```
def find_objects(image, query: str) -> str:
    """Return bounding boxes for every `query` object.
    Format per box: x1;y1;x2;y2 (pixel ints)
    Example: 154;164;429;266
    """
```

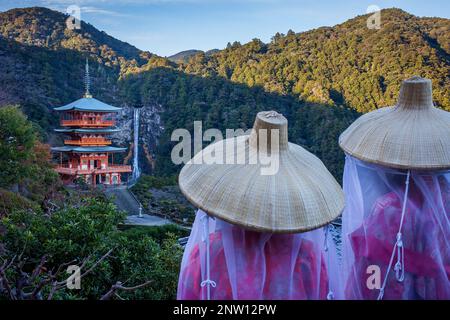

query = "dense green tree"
0;106;59;208
0;106;37;187
0;197;184;300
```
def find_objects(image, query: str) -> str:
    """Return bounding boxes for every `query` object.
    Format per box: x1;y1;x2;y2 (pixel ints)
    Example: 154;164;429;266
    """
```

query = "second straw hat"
339;76;450;170
179;111;344;233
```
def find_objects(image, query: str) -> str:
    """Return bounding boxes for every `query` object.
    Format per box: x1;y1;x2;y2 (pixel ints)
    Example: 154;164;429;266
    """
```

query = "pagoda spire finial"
84;58;92;98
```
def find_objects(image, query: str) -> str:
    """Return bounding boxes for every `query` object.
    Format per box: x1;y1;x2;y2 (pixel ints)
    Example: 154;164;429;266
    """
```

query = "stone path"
126;214;171;226
104;185;170;227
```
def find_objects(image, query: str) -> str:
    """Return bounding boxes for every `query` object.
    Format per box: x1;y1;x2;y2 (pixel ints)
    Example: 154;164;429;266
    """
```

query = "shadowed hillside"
119;67;359;180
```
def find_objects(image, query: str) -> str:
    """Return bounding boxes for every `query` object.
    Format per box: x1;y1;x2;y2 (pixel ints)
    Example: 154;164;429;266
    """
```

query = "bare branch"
0;261;15;300
29;255;47;283
100;280;153;300
53;248;114;289
1;248;116;300
79;248;114;279
4;254;17;271
53;259;77;277
47;281;58;300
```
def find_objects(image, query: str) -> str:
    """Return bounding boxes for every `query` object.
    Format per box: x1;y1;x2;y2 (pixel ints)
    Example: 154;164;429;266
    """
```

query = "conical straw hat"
179;111;344;233
340;76;450;170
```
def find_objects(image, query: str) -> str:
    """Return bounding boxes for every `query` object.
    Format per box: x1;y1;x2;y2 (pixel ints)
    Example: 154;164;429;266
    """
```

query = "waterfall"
131;108;141;181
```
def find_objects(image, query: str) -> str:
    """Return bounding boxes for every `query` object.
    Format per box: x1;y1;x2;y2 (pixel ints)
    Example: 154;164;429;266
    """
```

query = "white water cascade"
131;108;141;181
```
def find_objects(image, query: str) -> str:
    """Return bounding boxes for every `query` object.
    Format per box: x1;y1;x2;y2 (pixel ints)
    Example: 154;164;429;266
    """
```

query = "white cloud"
80;6;129;17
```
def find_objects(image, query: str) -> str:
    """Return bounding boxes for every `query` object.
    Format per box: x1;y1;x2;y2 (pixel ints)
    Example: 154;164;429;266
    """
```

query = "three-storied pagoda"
52;60;132;186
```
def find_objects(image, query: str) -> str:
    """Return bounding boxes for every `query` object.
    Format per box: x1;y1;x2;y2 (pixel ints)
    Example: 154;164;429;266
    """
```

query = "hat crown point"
397;76;433;110
252;110;289;151
262;111;282;118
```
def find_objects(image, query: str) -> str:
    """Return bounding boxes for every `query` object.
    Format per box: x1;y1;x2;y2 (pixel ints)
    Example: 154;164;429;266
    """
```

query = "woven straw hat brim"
339;106;450;170
179;136;344;233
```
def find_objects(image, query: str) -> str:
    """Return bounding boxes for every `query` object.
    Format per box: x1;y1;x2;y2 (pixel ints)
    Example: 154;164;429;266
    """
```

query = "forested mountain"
168;49;220;63
0;7;448;180
0;7;142;134
118;8;449;178
178;8;449;112
0;7;173;133
0;7;150;66
168;50;203;63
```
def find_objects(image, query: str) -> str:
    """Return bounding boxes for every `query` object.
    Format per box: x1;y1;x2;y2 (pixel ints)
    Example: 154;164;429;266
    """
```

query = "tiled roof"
54;128;120;133
54;97;121;112
51;146;127;153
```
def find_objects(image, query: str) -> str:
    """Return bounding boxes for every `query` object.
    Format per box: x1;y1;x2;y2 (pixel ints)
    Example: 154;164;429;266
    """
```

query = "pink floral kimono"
177;210;334;300
338;156;450;300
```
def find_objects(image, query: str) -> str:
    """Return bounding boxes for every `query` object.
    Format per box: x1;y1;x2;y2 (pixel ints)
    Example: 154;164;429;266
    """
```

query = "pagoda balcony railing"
55;165;131;175
96;165;132;174
55;165;93;175
61;120;115;127
64;138;112;146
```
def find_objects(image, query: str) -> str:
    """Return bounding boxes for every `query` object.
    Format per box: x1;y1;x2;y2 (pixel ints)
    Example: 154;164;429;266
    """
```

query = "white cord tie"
324;225;334;300
201;214;215;300
377;170;410;300
378;288;384;300
394;233;405;282
201;279;217;288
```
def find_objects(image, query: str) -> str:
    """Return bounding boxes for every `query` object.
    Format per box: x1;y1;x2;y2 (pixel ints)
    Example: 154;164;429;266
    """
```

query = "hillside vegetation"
0;7;448;179
178;9;449;112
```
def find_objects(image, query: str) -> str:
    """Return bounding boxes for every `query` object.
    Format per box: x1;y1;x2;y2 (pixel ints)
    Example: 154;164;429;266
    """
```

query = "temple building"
51;60;131;186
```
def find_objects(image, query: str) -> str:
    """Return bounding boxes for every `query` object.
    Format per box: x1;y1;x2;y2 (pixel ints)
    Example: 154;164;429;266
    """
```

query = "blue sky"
1;0;449;56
